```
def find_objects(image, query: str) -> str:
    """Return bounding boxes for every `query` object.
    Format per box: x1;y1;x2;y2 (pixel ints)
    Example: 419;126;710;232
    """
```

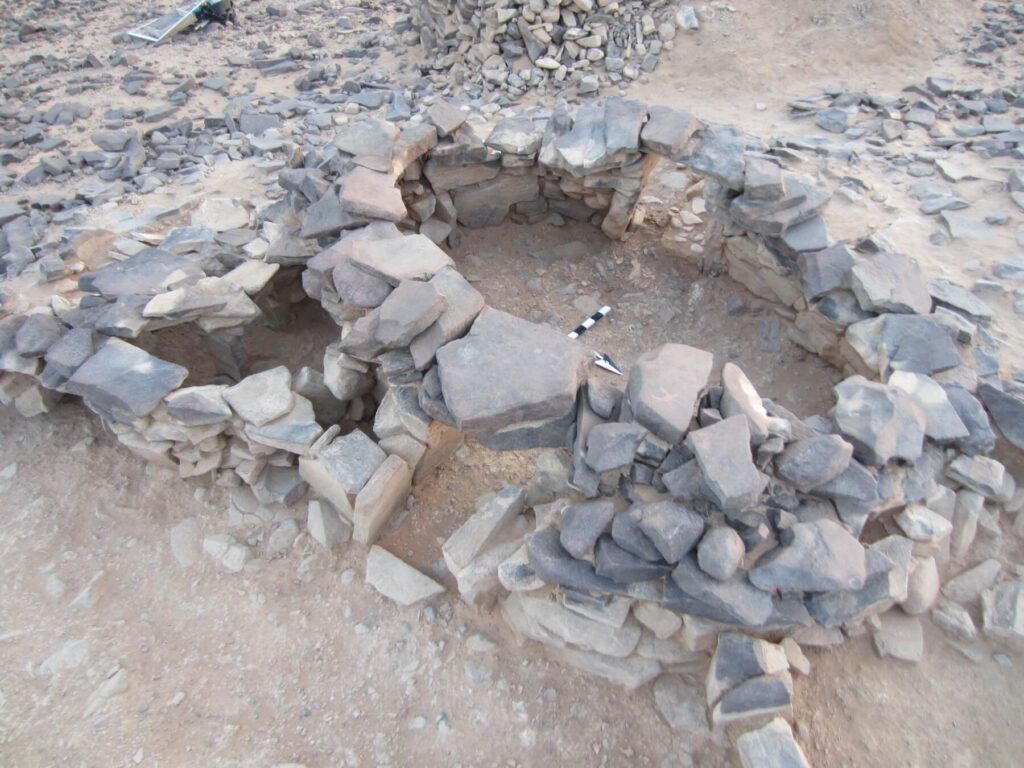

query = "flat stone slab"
687;415;766;514
850;252;932;314
298;429;387;517
223;366;294;426
666;555;774;627
64;339;187;418
749;519;867;593
79;248;205;297
365;546;444;606
977;382;1024;451
436;307;590;443
626;343;714;444
736;718;812;768
349;233;454;286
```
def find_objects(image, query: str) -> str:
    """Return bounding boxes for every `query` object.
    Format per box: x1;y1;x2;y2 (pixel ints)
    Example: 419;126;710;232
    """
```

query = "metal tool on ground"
127;0;234;43
567;305;623;375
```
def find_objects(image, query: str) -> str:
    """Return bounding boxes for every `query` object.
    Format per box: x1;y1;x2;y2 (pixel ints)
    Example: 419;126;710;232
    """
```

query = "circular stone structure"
0;96;1021;755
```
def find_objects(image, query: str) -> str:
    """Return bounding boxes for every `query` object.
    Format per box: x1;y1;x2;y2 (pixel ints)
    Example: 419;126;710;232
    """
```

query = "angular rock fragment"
595;536;672;583
409;267;484;370
526;527;621;593
625;343;714;444
706;632;789;706
637;501;705;563
712;672;794;727
750;519;866;593
687;416;766;514
436;308;589;447
894;504;953;544
443;485;524;574
720;362;771;444
736;717;811;768
585;421;646;473
164;385;231;426
845;314;961;378
697;525;745;581
872;610;923;662
776;434;853;492
453;173;540;228
559;499;616;559
349;233;454;285
375;280;446;348
223;366;293;426
888;371;968;443
832;376;926;466
365;546;444;606
611;506;664;561
338;167;406;222
850;252;932;314
977;382;1024;451
298;429;386;518
945;454;1005;499
64;339;188;419
352;454;411;545
982;581;1024;645
666;556;774;627
307;499;351;548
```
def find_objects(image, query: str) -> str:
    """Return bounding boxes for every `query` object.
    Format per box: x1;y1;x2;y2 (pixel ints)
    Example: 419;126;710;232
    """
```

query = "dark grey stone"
686;125;756;190
805;546;902;628
929;278;993;323
626;343;714;444
14;313;63;357
687;415;766;514
798;243;855;301
775;434;853;492
832;376;926;466
640;105;698;156
79;248;205;298
978;381;1024;450
850;252;932;315
749;519;867;593
526;527;622;593
165;385;232;425
585;421;646;473
375;280;446;348
637;500;705;563
436;307;589;445
696;525;746;581
611;506;663;562
559;499;616;559
665;555;774;627
730;179;830;237
604;97;648;155
64;339;188;419
595;536;672;583
40;327;94;384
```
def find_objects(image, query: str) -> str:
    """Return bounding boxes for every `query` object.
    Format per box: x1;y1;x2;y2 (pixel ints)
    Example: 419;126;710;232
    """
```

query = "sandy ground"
3;1;1024;766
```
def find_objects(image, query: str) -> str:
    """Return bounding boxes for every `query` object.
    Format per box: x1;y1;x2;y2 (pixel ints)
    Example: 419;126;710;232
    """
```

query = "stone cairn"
411;0;699;97
2;96;1023;758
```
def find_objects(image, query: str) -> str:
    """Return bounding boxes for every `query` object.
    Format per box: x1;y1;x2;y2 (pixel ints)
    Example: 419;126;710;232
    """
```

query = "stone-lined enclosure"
2;96;1024;741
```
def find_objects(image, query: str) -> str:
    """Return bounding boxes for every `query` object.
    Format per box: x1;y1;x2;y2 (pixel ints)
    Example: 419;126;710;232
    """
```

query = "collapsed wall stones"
2;96;1024;733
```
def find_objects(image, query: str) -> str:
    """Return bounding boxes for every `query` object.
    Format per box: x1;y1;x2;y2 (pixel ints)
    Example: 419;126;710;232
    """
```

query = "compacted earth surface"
2;1;1024;766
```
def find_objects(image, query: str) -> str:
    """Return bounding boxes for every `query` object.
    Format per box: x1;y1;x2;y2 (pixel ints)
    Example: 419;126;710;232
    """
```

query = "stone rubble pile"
411;0;699;97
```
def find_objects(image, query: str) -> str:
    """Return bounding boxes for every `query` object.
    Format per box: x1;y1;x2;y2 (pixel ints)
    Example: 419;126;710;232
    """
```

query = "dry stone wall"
2;97;1024;730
